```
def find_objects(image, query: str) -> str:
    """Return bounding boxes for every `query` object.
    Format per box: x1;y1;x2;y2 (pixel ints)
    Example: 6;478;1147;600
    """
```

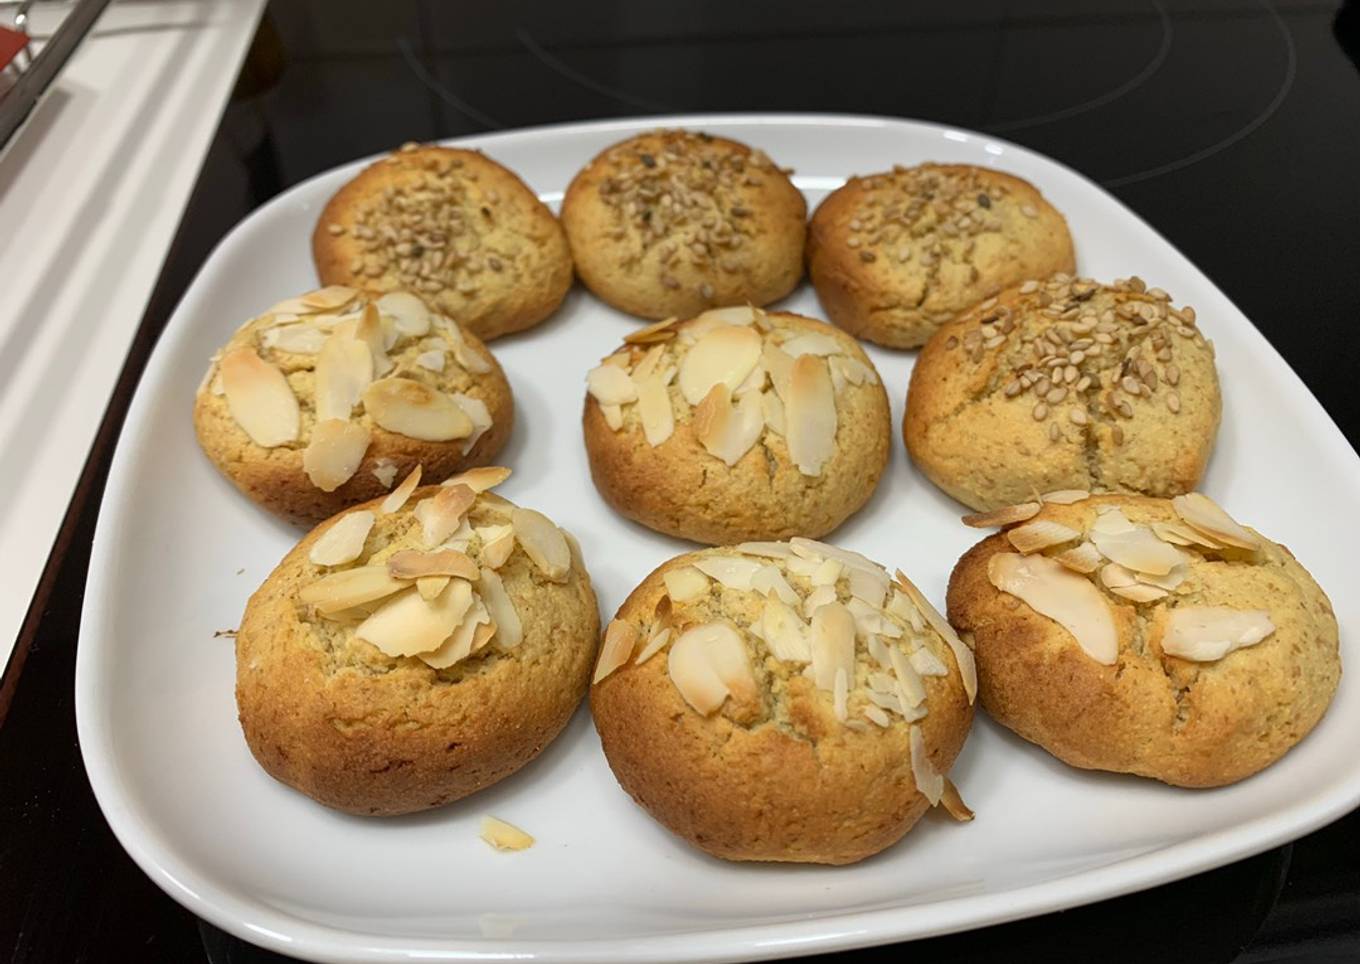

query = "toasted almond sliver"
1054;541;1104;574
476;524;516;569
1172;493;1259;550
988;552;1118;664
810;558;843;587
636;374;675;447
1007;519;1082;554
300;565;409;615
417;593;488;668
1099;562;1138;589
734;541;793;559
785;354;838;477
511;507;571;582
1162;606;1275;661
417;575;451;601
624;316;682;344
910;646;949;677
1090;516;1187;576
696;305;758;327
759;389;787;436
677;325;762;405
376;291;431;337
961;502;1041;528
302;419;371;492
356;580;474;657
480;816;533;852
302;285;360;311
779;331;843;358
314;333;373;423
809;602;856;692
667;624;734;715
751;564;800;605
940;778;975;821
894;570;978;703
355;303;394;377
442;466;511;493
387;548;479;580
1041;489;1091;505
1152;520;1222;548
848;566;889;609
634;627;672;665
586;363;638;406
594;619;639;683
700;621;758;702
693;384;764;466
472;619;497;651
219;348;300;447
263;323;329;355
1137;564;1187;592
415;350;445;372
910;724;944;806
662;565;710;603
414;484;476;547
473;568;522;649
1109;583;1168;603
380;465;423;514
762;343;795;401
761;597;811;662
309;510;375;566
692;555;763;590
363;377;473;441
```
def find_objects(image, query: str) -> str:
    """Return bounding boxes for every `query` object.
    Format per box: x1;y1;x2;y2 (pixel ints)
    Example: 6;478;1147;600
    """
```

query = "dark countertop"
3;1;1359;961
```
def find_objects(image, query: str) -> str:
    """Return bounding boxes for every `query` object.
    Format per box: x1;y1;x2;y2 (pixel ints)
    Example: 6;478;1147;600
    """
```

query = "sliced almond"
480;816;533;852
830;354;876;387
302;419;371;491
785;354;837;476
301;285;360;311
1041;489;1091;505
476;568;522;648
695;305;757;327
663;565;710;603
910;646;949;677
890;642;927;710
635;626;672;665
441;518;475;552
354;580;473;657
511;507;571;582
1172;493;1259;550
314;334;373;423
1109;583;1168;603
633;374;675;447
1137;565;1187;592
809;602;856;691
300;565;408;615
380;465;423;515
961;502;1041;528
692;555;763;591
802;584;837;619
1162;606;1275;661
832;666;849;722
308;510;375;566
1099;562;1137;589
476;523;516;569
677;325;762;405
600;404;624;430
910;724;944;806
624;316;682;344
415;350;445;373
809;558;843;587
220;348;299;447
693;384;764;466
376;291;431;337
586;363;638;406
893;570;978;703
355;303;393;377
371;458;398;489
472;619;498;652
414;484;476;547
1054;541;1103;574
1152;520;1222;549
864;705;892;728
1007;519;1081;554
1089;512;1187;575
443;465;511;493
762;343;795;401
987;552;1118;665
759;389;787;436
263;323;329;355
387;548;479;581
594;619;639;683
363;377;473;441
417;576;451;601
734;541;794;559
418;594;489;668
848;566;889;609
940;778;974;821
668;622;752;715
761;597;812;662
779;331;843;358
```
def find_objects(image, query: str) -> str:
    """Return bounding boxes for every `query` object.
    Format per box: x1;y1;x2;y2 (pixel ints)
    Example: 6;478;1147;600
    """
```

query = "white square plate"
76;115;1359;963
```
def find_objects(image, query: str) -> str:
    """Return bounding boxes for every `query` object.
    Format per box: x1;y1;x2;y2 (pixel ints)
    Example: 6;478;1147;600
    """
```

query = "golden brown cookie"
194;286;513;526
561;130;806;319
582;306;891;544
236;473;600;816
905;275;1220;511
591;539;977;864
808;163;1074;348
312;144;572;341
947;492;1340;788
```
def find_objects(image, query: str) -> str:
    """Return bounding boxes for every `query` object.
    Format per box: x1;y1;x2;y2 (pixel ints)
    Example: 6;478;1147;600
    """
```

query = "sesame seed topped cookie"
809;163;1074;348
591;539;976;864
905;274;1220;511
582;305;891;544
194;285;513;525
312;144;573;341
561;130;807;320
947;492;1339;787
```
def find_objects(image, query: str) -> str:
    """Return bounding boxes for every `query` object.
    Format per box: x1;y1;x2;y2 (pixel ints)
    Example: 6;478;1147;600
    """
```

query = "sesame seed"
1020;280;1040;294
1166;392;1181;413
1046;387;1067;404
1021;204;1038;218
1069;408;1089;425
1032;402;1049;421
1005;380;1023;397
847;237;862;249
1112;425;1125;445
1165;363;1180;385
1049;422;1062;441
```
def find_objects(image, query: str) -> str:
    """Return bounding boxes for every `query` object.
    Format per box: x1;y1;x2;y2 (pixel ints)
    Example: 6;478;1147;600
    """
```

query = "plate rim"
75;111;1360;964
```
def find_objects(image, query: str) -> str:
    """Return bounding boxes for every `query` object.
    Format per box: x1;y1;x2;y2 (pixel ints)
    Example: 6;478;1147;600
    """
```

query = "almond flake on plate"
940;778;974;821
219;348;300;447
308;510;375;566
303;419;371;491
988;552;1118;665
480;816;534;852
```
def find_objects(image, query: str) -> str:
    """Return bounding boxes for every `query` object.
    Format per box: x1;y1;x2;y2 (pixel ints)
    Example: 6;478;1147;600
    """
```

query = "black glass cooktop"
3;1;1359;961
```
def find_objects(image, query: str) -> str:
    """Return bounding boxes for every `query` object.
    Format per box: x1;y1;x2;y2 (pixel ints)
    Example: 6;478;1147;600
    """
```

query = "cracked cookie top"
947;492;1340;788
581;306;891;544
905;274;1220;511
808;163;1074;348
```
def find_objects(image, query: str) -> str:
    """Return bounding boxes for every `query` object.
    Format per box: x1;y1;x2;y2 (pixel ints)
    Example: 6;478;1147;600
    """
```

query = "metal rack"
1;0;112;148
